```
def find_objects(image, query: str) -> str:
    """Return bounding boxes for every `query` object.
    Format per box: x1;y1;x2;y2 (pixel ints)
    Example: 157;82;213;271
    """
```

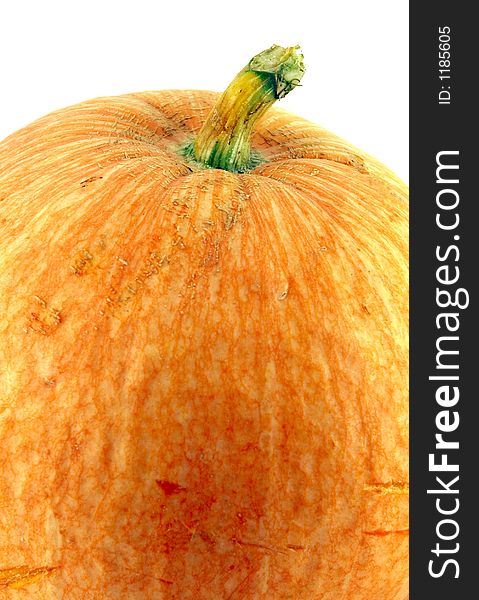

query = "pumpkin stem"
191;45;305;173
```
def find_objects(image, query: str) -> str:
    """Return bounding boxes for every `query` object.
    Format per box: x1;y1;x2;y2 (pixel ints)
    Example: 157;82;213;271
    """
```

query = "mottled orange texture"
0;90;408;599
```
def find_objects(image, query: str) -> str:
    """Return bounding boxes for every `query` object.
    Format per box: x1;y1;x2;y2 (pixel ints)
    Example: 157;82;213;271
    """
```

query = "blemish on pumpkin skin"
103;251;170;311
363;481;409;495
198;530;217;547
70;249;94;276
0;565;58;589
33;295;47;308
286;149;368;173
80;175;103;188
27;297;63;336
363;529;409;537
215;199;243;231
155;479;187;495
231;537;288;556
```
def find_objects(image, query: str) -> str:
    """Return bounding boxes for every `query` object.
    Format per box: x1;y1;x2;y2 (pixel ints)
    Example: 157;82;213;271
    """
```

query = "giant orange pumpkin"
0;46;408;598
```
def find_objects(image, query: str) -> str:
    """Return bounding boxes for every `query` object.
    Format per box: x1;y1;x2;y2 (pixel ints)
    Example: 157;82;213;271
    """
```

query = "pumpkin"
0;45;408;599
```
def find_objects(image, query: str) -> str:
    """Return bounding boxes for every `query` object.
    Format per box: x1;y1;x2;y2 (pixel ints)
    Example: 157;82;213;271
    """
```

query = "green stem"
192;45;305;173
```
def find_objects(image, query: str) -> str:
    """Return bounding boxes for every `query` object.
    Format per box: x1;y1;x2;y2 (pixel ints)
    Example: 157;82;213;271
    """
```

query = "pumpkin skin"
0;90;408;599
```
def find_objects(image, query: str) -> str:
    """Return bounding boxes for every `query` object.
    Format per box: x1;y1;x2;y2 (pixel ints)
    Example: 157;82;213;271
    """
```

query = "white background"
0;0;408;182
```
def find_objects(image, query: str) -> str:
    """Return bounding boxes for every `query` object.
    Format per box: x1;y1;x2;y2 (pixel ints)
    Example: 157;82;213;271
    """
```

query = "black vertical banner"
410;4;477;599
